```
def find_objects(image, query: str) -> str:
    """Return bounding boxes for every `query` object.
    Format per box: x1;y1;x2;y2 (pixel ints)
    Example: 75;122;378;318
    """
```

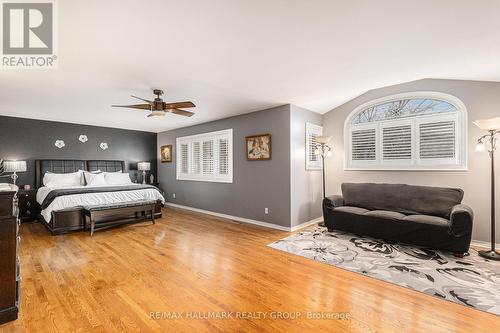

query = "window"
306;123;323;170
345;92;467;170
176;129;233;183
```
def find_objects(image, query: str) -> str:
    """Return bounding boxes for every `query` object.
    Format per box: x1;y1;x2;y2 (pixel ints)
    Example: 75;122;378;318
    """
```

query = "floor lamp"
314;136;332;227
474;117;500;261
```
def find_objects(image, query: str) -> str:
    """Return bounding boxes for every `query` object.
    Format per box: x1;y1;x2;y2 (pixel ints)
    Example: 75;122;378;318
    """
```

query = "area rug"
268;226;500;316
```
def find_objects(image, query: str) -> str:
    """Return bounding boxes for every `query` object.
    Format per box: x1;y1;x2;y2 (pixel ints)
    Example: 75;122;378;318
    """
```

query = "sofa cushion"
334;206;369;215
403;214;449;227
364;210;406;220
342;183;463;218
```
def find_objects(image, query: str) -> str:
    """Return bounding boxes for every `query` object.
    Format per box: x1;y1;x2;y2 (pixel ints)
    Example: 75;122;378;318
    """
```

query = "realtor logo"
1;1;57;68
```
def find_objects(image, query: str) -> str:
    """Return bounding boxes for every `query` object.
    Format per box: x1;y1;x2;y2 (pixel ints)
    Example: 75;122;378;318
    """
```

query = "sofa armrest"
323;195;344;210
450;204;473;237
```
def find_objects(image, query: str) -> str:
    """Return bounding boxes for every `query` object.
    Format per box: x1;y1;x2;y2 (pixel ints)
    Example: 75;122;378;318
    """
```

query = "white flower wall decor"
54;140;65;148
100;142;109;150
79;135;88;143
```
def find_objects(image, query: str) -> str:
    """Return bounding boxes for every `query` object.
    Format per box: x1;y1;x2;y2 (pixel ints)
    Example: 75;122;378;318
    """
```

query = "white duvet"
37;184;165;222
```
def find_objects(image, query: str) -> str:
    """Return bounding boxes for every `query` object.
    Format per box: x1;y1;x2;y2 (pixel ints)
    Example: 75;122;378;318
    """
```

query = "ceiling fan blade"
169;108;195;117
112;103;152;110
163;101;196;109
131;95;153;103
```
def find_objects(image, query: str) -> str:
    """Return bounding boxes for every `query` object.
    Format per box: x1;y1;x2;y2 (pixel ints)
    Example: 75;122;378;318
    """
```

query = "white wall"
290;105;323;227
323;79;500;242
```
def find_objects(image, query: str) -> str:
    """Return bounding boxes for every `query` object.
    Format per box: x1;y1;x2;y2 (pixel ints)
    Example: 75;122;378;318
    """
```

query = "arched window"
344;92;467;170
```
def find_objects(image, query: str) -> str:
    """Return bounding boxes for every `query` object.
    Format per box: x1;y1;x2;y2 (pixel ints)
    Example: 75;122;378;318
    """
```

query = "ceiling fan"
112;89;195;117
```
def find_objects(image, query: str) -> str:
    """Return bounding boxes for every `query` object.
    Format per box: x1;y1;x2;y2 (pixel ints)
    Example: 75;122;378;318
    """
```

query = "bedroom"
0;1;499;332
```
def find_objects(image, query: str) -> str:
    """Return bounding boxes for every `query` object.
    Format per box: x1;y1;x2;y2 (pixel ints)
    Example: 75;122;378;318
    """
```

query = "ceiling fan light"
148;111;166;117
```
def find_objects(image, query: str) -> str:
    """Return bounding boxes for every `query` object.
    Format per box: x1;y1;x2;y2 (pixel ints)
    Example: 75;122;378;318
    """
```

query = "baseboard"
290;217;323;232
163;204;500;247
165;202;292;231
470;239;500;249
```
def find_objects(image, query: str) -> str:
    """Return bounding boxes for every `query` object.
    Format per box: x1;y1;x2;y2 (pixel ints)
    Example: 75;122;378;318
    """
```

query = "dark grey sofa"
322;183;473;254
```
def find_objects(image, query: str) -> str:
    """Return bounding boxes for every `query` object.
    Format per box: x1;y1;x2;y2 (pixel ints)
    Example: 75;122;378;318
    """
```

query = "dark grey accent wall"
0;116;157;187
157;105;291;227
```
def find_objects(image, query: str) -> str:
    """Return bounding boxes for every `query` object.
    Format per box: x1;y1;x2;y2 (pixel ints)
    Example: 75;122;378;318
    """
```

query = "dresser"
0;185;20;324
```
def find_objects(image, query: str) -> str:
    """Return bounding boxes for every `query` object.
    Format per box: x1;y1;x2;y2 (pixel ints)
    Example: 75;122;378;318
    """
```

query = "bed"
35;159;165;234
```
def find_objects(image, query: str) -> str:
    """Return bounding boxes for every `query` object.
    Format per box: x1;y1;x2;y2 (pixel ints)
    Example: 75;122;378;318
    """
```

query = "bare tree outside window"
352;98;457;124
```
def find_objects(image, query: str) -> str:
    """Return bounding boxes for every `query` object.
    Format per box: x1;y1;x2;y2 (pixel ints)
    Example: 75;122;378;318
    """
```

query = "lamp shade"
475;142;486;152
137;162;151;171
315;136;332;144
4;160;27;172
473;117;500;131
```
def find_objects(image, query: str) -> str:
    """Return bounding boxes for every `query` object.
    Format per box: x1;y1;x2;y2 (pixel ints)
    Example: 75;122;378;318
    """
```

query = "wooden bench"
83;200;157;236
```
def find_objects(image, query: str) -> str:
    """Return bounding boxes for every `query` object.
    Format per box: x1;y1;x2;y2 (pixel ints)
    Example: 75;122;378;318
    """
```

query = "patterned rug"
268;226;500;316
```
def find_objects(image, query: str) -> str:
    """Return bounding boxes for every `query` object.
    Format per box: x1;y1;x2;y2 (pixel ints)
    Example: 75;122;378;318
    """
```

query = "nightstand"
17;189;40;222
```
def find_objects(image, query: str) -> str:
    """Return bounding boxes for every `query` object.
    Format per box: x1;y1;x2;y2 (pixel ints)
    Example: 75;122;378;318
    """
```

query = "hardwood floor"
1;207;498;333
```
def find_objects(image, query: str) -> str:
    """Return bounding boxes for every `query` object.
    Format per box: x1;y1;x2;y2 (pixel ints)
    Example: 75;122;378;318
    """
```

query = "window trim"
306;122;323;170
176;128;233;183
344;91;468;171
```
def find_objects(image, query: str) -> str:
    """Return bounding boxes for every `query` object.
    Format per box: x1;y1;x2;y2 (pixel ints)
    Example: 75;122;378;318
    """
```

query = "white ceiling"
1;0;500;133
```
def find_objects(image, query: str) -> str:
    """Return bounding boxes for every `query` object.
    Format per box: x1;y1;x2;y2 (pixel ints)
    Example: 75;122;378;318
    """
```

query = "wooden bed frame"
35;159;162;235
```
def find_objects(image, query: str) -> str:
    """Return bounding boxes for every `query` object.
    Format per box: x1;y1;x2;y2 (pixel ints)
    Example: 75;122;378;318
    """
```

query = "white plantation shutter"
382;125;412;160
202;140;214;175
419;121;455;159
176;129;233;182
191;141;201;174
349;118;461;168
308;134;318;162
306;123;323;170
219;139;229;175
180;144;189;173
346;93;466;170
351;128;376;161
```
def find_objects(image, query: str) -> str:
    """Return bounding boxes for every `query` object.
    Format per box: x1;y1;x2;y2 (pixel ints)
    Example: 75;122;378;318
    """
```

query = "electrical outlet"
172;193;176;199
265;208;269;214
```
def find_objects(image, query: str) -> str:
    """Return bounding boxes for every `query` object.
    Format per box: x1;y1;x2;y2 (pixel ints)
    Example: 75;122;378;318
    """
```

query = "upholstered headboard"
86;160;124;173
35;159;86;188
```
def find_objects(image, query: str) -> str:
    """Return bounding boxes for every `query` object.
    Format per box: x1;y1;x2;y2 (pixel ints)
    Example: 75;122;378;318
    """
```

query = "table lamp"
3;160;27;186
138;162;151;184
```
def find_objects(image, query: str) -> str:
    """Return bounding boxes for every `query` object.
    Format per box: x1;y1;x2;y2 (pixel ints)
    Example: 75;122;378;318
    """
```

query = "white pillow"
84;172;106;186
103;170;122;174
79;169;100;185
43;171;82;188
82;170;101;184
104;172;132;185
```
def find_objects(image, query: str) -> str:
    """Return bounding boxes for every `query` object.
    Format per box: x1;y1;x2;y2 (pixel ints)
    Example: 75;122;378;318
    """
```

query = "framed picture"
160;144;173;163
245;134;271;161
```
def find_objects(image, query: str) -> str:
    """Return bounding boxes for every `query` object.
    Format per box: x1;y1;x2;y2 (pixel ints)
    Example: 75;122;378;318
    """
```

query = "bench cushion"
83;200;157;211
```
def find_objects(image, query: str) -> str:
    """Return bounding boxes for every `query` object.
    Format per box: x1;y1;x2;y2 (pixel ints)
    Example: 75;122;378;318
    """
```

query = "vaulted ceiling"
1;0;499;132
